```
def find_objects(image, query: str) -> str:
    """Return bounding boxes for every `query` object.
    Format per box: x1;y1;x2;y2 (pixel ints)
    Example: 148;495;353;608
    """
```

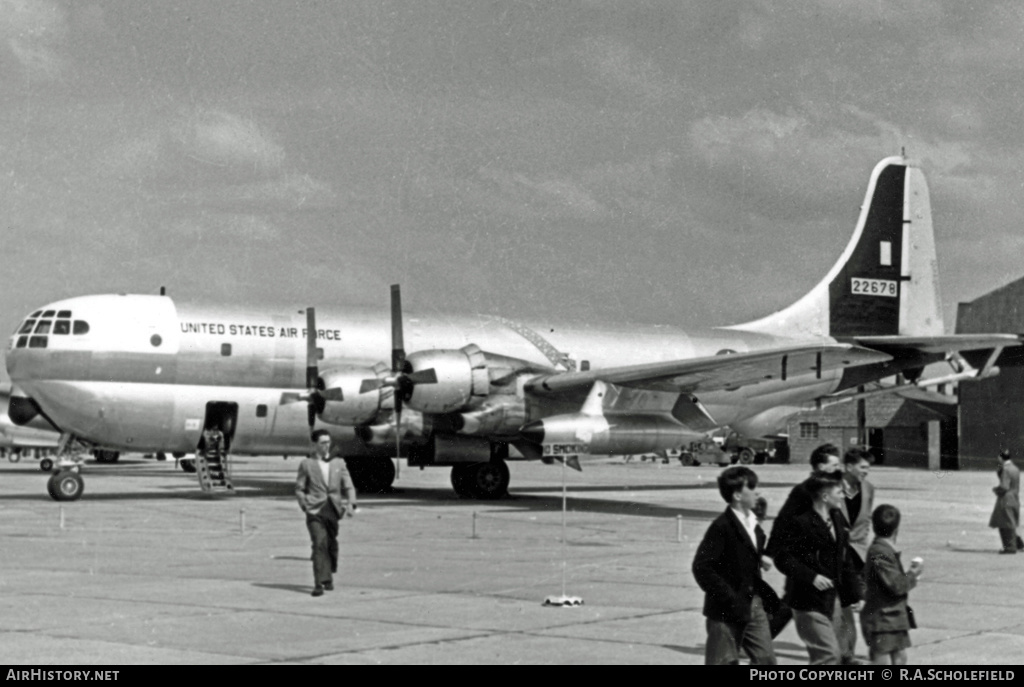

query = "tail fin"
733;156;944;339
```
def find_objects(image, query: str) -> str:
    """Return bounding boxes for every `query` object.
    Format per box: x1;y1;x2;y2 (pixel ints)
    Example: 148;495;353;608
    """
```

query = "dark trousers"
306;503;340;586
998;528;1024;551
705;595;777;665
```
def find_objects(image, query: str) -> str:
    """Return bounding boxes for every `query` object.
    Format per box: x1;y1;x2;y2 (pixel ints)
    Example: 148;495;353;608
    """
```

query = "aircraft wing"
852;334;1023;355
525;343;892;396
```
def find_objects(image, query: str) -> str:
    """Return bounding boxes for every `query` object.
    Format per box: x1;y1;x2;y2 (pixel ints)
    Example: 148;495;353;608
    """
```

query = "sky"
3;1;1024;354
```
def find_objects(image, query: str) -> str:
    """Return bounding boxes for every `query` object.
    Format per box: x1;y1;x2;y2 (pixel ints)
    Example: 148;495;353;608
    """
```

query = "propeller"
280;307;334;430
359;285;438;468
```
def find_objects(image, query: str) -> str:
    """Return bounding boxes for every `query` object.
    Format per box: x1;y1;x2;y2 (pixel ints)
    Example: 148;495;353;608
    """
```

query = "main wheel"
179;458;197;473
39;458;54;472
450;464;473;497
93;450;120;463
343;456;397;494
47;471;84;501
463;461;510;500
737;448;755;465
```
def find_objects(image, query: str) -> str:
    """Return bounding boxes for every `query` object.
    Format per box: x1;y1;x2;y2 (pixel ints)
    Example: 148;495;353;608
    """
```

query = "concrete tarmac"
0;454;1022;665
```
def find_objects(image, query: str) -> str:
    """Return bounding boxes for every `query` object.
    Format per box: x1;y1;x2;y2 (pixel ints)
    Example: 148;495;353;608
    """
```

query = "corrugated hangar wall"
956;276;1024;470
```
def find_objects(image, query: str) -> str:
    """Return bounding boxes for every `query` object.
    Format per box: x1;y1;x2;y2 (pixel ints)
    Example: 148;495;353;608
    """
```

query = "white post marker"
543;454;583;607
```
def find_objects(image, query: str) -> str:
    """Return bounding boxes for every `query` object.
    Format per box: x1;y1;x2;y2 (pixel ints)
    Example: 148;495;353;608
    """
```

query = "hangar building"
956;276;1024;470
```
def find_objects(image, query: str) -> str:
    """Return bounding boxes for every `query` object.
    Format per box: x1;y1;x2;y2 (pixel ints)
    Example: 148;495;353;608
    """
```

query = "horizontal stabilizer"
525;344;891;396
853;334;1022;355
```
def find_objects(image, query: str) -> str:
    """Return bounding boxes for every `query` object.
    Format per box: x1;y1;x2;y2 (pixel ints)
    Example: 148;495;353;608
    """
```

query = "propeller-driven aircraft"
6;156;1019;501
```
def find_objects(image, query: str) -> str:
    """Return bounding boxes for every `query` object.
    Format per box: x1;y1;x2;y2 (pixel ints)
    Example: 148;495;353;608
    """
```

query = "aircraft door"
202;402;238;453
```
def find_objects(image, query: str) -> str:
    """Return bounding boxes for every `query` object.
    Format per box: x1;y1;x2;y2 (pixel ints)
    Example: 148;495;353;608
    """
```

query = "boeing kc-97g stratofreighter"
6;156;1020;501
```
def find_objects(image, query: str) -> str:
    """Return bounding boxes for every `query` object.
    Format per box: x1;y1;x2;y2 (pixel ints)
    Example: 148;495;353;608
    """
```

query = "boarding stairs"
195;431;234;494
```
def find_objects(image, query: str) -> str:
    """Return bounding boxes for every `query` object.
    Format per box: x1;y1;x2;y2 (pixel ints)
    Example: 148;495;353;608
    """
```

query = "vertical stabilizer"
731;156;944;339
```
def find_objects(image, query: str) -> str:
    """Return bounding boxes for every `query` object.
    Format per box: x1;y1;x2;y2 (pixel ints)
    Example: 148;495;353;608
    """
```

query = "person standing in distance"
692;466;777;665
836;447;875;664
990;449;1023;554
295;429;358;596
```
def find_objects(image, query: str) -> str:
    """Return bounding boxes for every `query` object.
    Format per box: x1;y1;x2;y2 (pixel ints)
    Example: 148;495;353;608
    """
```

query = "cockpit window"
34;321;52;334
42;310;55;318
53;320;71;335
57;310;71;318
28;336;47;348
16;336;27;348
30;311;41;317
73;320;90;335
18;320;35;334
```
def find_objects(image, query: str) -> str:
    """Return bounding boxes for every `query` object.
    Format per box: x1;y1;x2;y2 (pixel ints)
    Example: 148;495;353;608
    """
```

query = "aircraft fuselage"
6;294;843;456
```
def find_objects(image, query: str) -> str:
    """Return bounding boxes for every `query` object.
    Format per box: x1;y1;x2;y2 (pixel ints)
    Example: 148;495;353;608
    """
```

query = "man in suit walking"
296;429;358;596
692;466;777;665
990;449;1023;554
836;447;875;663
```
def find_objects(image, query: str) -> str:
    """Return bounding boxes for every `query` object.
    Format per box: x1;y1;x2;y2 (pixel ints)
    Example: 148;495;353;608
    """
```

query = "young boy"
774;472;861;665
692;466;777;665
860;505;923;665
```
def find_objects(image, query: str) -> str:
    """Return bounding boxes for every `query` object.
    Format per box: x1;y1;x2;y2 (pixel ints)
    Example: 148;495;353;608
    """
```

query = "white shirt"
318;458;331;485
729;505;759;549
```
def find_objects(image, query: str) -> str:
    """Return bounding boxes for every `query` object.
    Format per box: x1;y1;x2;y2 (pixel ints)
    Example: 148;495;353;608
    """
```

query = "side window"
221;343;232;356
73;321;90;335
256;404;268;418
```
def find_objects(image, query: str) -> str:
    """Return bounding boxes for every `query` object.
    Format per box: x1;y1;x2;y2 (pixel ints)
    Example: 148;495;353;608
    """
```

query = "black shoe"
311;586;324;597
322;582;334;591
999;548;1017;555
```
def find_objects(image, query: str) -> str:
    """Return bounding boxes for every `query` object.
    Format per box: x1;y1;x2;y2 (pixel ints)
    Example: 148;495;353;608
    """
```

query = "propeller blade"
305;307;318;390
280;392;302;404
394;393;403;464
390;284;405;373
322;387;344;402
405;368;438;385
359;378;384;394
307;402;317;430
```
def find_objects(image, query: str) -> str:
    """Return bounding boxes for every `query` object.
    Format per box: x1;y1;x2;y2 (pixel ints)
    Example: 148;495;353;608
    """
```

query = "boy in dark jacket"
861;504;923;665
692;466;777;665
775;472;861;665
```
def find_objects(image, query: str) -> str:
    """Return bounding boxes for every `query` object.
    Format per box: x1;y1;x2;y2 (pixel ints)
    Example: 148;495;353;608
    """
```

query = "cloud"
567;34;680;103
0;0;68;80
686;105;971;217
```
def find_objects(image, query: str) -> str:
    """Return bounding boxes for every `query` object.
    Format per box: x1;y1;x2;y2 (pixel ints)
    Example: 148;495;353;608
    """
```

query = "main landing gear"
344;456;397;494
450;460;510;500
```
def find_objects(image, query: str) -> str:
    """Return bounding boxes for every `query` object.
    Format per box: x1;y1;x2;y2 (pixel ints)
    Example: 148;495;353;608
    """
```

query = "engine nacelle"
404;344;489;414
355;409;428;446
519;413;704;455
317;365;384;426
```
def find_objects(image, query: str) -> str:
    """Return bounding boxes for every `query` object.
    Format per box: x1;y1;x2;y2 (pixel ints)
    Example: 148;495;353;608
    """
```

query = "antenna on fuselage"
160;286;166;296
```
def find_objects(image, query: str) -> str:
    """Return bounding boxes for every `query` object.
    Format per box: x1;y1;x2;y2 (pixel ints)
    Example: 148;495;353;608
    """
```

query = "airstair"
195;430;234;494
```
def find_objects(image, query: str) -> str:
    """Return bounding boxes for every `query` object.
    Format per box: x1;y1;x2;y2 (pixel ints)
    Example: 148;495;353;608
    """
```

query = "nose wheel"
47;470;84;501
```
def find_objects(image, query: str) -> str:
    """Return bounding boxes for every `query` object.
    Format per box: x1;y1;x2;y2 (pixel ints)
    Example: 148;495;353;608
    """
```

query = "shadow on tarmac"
252;582;316;596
